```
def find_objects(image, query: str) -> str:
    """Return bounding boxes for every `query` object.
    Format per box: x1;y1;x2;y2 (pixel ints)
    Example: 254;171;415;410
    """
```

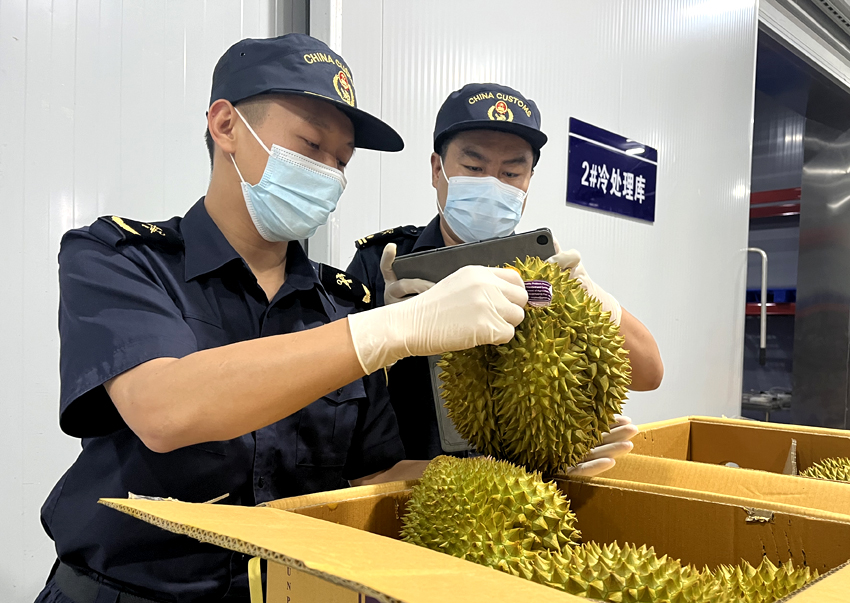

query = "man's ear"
430;152;442;190
208;99;239;157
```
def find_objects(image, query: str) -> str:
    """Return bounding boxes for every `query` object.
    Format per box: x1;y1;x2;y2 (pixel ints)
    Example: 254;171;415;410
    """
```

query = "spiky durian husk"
400;456;581;572
710;558;818;603
549;545;816;603
437;346;498;454
800;457;850;482
439;257;631;473
402;457;817;603
546;542;733;603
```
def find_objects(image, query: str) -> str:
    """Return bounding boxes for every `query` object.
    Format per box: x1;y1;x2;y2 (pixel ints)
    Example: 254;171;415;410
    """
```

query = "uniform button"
337;388;344;395
257;477;265;488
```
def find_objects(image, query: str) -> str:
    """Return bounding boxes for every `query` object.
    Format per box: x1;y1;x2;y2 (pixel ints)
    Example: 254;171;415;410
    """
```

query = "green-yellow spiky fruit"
402;457;817;602
400;456;581;573
710;558;818;603
439;257;631;473
800;457;850;482
548;542;732;602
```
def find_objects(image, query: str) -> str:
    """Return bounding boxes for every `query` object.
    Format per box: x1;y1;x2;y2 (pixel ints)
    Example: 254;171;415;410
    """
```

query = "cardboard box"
632;415;850;475
102;483;577;603
102;474;850;602
595;453;850;516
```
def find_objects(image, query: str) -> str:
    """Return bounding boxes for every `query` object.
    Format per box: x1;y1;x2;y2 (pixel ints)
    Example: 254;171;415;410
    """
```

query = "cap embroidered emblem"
333;71;355;106
487;100;513;122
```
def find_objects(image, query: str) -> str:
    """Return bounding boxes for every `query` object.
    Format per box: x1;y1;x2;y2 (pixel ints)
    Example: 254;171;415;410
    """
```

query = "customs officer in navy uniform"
36;37;531;603
347;83;664;467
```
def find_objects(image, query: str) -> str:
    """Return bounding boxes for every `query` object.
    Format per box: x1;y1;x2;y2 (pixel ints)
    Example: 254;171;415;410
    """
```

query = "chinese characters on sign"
566;118;657;222
580;163;646;203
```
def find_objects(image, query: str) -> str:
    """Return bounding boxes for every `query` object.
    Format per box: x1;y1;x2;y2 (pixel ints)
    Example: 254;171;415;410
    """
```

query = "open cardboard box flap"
595;454;850;516
99;495;578;603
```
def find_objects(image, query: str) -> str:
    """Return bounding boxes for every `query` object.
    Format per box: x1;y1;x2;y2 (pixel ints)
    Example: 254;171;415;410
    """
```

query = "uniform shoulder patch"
93;215;183;251
355;225;422;249
319;264;373;310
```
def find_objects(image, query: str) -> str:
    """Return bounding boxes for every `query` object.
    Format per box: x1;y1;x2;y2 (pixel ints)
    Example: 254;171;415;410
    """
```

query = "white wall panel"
332;0;758;424
0;2;273;601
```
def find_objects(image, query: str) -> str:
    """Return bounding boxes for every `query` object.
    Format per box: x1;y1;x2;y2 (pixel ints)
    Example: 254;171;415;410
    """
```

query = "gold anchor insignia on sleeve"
362;284;371;305
336;273;353;289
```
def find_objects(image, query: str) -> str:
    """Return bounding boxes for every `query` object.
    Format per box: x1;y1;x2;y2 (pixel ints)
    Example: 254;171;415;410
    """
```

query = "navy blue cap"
210;34;403;152
433;83;547;153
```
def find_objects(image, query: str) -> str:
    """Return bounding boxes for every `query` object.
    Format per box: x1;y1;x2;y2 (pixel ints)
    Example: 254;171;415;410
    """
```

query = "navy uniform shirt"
346;216;453;460
42;198;405;602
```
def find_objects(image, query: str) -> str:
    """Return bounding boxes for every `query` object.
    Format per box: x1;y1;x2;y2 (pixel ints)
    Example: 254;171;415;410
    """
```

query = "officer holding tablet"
347;83;663;470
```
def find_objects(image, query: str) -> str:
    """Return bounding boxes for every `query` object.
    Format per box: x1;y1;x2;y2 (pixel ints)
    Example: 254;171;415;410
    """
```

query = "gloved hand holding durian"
440;255;632;475
377;234;639;476
566;414;638;477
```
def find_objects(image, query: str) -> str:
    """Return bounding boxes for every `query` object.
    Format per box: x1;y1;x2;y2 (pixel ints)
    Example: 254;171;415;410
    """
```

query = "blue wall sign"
566;118;657;223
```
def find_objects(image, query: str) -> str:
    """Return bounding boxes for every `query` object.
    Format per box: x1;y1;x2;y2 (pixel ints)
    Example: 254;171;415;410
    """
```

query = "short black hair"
205;97;273;169
437;130;540;168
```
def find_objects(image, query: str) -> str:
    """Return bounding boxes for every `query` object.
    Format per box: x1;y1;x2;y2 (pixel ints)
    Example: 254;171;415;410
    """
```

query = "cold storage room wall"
0;2;276;601
313;0;760;425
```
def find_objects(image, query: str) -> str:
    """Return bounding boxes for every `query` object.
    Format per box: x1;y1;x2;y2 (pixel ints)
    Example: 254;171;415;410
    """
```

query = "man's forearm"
106;318;366;452
618;309;664;391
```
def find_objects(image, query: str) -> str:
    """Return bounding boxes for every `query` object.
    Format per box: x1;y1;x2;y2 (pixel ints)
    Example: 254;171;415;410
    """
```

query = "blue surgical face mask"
230;108;347;242
438;158;526;243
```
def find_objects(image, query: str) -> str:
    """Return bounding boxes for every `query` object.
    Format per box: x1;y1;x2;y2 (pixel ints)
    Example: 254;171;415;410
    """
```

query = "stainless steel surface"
792;120;850;428
750;90;806;193
747;247;769;363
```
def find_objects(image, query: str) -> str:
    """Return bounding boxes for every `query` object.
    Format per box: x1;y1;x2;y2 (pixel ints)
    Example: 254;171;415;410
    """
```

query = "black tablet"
392;228;556;282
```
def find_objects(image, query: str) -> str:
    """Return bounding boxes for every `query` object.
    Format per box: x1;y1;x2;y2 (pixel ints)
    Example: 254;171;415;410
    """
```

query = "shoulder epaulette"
355;225;422;249
318;264;373;310
92;215;183;251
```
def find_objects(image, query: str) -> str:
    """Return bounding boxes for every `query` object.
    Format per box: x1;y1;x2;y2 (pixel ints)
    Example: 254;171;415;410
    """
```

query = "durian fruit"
400;455;581;572
439;257;631;473
403;457;818;603
710;558;818;603
540;541;732;603
800;457;850;482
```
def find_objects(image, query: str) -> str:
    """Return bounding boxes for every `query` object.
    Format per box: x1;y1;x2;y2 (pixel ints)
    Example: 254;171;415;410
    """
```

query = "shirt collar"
282;238;322;293
181;199;333;311
182;198;243;282
412;215;446;252
283;241;339;316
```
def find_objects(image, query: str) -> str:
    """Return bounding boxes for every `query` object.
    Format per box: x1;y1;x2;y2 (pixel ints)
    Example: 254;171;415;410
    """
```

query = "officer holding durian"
36;37;525;603
347;83;664;471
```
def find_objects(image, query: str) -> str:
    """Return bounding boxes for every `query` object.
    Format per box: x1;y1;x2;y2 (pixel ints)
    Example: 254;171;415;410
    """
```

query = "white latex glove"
565;415;638;477
348;265;528;374
380;243;435;305
546;239;622;326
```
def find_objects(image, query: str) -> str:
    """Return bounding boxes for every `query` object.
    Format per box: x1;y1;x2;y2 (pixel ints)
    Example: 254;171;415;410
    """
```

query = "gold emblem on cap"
487;100;513;122
333;70;355;107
